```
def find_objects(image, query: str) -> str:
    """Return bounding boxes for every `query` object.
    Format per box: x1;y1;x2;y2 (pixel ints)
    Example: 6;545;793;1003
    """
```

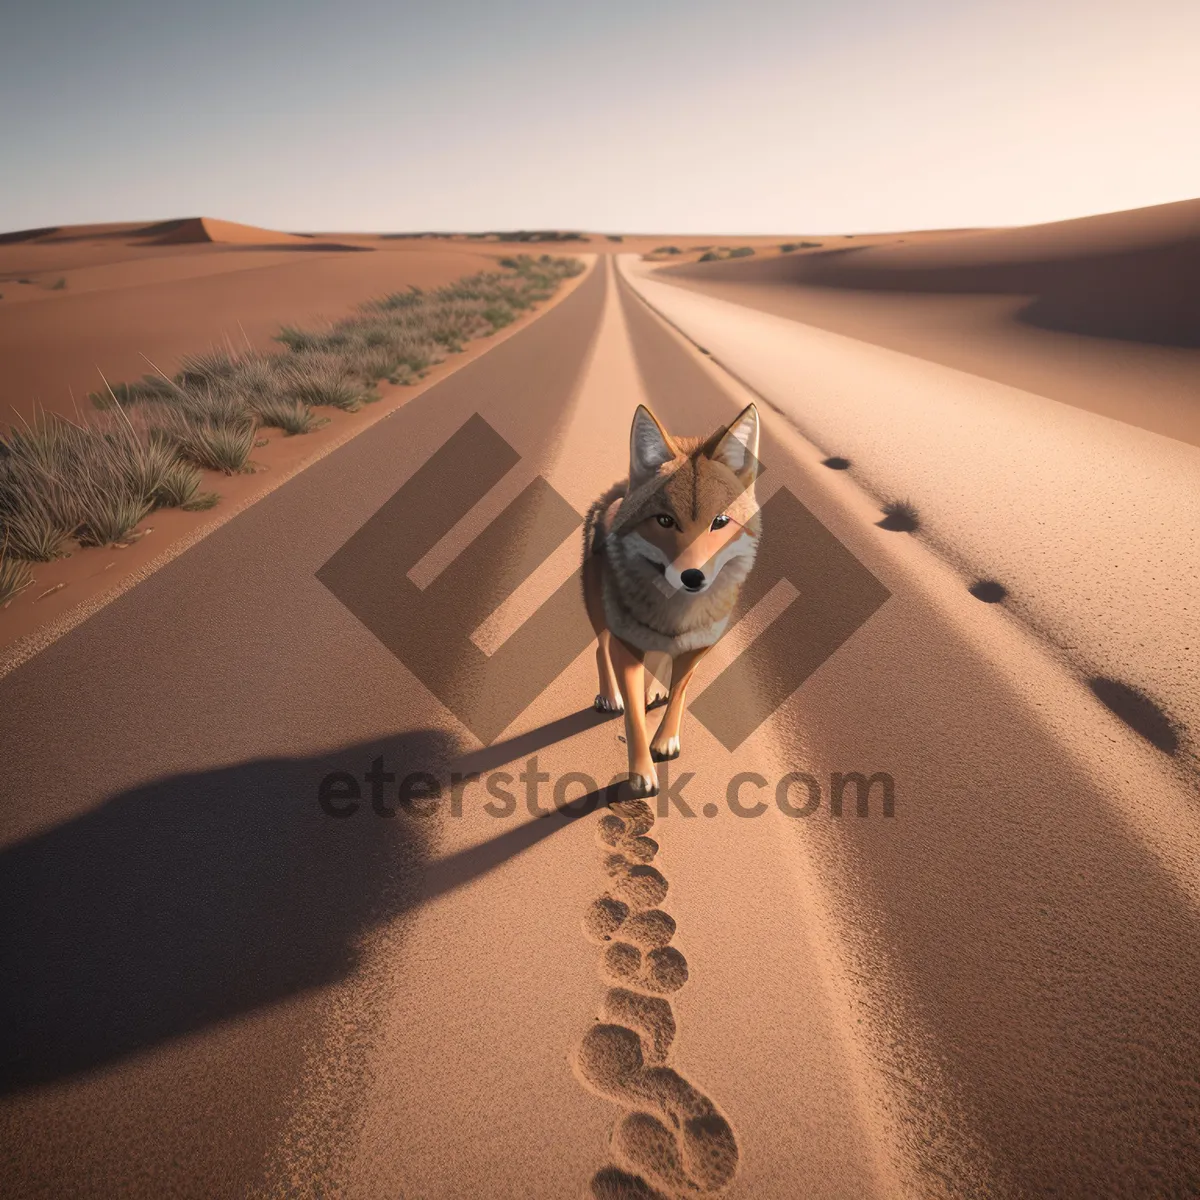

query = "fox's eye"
655;514;675;529
711;514;731;530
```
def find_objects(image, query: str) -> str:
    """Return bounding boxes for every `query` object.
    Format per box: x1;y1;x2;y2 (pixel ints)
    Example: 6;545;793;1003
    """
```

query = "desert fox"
582;403;762;796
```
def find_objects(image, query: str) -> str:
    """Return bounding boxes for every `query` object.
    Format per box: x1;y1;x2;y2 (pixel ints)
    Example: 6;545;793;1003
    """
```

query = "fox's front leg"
583;555;622;713
609;635;658;797
650;647;709;762
593;630;623;713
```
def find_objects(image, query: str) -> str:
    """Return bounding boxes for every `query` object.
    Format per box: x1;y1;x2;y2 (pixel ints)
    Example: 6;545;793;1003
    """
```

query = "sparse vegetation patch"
1;254;583;599
696;246;756;262
0;552;32;607
877;499;920;533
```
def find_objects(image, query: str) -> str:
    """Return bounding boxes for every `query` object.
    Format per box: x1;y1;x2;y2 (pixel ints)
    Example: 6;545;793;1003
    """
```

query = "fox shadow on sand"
0;717;607;1094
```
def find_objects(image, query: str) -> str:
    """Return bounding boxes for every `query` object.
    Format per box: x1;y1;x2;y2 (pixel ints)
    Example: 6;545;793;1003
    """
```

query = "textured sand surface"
657;199;1200;446
2;255;1198;1198
624;256;1200;785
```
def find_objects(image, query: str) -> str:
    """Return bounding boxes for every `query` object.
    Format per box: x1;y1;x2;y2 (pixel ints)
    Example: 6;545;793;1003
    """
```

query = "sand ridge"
622;254;1200;790
653;199;1200;446
140;217;317;245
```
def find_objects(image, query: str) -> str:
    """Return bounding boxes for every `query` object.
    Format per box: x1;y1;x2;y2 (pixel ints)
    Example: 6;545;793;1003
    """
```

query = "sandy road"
1;255;1198;1198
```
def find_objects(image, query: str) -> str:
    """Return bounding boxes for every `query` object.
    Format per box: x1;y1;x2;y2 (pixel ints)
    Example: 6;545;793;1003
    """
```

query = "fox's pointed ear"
708;403;761;486
629;404;677;488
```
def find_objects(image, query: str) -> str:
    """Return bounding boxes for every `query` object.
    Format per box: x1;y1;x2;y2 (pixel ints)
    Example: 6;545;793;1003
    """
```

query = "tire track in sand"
574;796;740;1198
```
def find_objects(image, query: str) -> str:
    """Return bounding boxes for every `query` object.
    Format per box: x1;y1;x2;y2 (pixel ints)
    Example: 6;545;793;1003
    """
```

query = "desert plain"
1;201;1198;1198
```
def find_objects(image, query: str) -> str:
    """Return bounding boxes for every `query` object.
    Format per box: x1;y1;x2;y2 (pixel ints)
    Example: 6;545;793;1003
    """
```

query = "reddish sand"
0;223;504;423
0;222;809;428
0;220;852;432
3;258;1197;1198
0;226;597;660
654;199;1200;446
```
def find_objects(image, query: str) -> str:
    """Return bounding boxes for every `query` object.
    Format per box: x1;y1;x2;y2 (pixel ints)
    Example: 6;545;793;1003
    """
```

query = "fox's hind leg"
583;553;623;713
650;647;709;762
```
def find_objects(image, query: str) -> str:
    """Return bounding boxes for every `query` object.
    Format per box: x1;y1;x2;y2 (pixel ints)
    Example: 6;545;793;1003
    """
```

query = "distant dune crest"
136;217;313;246
667;197;1200;351
0;216;327;247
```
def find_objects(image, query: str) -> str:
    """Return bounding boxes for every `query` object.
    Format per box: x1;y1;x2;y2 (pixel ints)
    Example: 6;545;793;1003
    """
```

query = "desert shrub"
878;499;920;533
75;487;153;547
279;353;366;411
728;246;755;258
156;384;247;429
699;251;721;262
90;374;179;410
417;305;478;351
0;553;32;606
152;458;203;508
250;394;321;435
492;230;586;243
357;324;397;347
182;491;220;511
342;343;399;384
2;254;584;570
482;303;516;330
177;349;242;390
275;325;323;352
366;286;425;312
158;410;256;474
105;426;176;500
225;354;285;404
0;412;168;553
0;475;70;560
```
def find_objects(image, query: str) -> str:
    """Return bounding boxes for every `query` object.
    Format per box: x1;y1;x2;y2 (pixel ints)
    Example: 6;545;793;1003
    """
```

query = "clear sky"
3;0;1198;234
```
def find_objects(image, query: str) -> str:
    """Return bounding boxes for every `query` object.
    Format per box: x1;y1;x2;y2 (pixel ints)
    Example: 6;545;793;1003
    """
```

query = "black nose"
681;569;705;590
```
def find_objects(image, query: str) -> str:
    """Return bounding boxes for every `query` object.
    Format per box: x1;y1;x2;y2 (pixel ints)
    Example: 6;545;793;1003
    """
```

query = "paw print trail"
574;798;740;1198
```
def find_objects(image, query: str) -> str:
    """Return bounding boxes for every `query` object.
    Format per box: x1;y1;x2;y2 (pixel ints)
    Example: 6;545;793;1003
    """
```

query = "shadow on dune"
129;218;195;239
213;242;376;252
0;721;595;1094
449;707;615;776
0;226;61;245
665;235;1200;349
1088;675;1180;756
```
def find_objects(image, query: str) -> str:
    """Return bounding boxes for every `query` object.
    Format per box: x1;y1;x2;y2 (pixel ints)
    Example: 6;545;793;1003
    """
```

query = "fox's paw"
627;771;659;798
650;735;680;762
645;689;668;710
595;693;625;714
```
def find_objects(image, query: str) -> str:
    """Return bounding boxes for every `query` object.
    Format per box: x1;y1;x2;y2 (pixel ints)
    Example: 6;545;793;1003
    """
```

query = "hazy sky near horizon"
3;0;1198;234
